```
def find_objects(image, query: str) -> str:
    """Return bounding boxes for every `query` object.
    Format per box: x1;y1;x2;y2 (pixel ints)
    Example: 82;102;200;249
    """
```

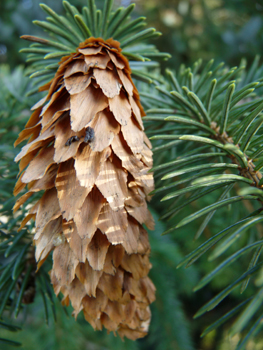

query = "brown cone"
14;37;155;340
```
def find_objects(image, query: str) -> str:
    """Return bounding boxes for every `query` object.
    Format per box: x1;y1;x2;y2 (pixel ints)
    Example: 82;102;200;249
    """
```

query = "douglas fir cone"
13;0;170;340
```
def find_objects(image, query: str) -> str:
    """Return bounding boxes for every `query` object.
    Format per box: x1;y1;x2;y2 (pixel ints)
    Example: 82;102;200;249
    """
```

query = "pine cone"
14;37;155;340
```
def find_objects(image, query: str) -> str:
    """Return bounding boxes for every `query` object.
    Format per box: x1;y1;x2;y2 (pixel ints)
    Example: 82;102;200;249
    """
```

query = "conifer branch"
142;57;263;348
210;121;263;190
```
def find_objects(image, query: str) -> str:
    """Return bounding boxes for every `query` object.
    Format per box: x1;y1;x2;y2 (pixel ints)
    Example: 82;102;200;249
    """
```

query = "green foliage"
142;57;263;349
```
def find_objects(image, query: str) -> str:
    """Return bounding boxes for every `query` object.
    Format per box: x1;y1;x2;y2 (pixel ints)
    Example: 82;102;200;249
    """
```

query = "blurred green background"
0;1;263;349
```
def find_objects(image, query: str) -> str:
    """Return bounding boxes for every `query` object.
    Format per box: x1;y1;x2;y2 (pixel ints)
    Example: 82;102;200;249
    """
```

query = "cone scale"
14;37;155;340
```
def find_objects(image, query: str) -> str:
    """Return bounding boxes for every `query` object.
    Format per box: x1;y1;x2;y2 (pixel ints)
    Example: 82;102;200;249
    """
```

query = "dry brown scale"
14;37;156;340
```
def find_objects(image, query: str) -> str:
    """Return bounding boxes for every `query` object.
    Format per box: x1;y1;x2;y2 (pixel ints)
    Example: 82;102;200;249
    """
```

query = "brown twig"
210;121;263;189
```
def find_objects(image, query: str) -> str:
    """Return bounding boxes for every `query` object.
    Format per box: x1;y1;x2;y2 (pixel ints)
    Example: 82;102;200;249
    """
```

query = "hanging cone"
14;37;156;339
14;0;170;340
